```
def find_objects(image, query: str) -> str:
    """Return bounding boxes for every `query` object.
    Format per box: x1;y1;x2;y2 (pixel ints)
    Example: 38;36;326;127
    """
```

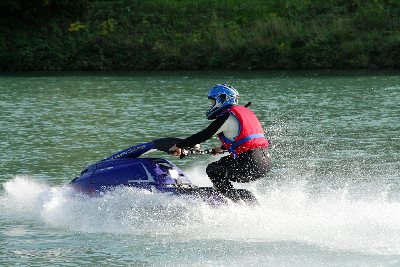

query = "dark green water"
1;71;399;266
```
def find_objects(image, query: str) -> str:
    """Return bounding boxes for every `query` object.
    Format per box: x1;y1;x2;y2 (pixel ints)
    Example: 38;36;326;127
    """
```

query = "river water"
0;71;399;266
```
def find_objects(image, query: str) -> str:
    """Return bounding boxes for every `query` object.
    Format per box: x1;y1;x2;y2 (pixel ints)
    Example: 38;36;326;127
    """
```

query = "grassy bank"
1;0;399;71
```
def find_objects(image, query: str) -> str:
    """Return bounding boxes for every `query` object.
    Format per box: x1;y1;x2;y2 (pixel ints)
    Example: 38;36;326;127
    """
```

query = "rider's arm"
176;113;229;148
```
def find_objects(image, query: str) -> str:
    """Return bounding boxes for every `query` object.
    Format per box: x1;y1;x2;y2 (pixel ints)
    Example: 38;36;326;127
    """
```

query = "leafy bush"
0;0;399;70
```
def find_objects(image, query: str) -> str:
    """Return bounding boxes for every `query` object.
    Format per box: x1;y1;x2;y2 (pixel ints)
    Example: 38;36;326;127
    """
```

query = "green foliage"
0;0;89;21
1;0;399;71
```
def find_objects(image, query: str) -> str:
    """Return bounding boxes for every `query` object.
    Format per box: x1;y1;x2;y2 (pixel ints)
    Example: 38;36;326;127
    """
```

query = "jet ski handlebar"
153;137;227;158
180;147;227;158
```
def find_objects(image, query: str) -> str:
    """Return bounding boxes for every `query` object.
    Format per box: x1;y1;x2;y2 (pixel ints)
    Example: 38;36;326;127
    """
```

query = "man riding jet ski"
70;84;270;205
169;84;272;200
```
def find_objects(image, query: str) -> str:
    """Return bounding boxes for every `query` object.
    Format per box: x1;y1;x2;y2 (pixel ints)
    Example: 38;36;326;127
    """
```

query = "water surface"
1;71;399;266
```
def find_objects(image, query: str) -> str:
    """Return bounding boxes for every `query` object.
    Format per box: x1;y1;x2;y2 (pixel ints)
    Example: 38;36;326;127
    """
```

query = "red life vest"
218;105;269;158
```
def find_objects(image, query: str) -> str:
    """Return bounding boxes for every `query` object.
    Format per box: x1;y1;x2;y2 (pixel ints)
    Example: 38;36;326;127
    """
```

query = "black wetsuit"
176;113;271;193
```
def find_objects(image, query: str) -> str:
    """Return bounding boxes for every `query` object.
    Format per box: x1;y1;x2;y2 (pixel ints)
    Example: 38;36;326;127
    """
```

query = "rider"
169;84;271;198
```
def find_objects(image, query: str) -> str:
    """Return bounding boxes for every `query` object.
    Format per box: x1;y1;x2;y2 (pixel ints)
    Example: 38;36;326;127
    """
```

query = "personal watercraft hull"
70;138;258;205
174;187;258;205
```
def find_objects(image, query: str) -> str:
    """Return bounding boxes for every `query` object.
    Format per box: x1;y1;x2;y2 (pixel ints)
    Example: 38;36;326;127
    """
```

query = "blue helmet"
206;84;239;120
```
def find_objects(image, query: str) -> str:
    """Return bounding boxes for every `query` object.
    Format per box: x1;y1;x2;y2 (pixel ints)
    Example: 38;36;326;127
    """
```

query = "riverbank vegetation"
1;0;399;71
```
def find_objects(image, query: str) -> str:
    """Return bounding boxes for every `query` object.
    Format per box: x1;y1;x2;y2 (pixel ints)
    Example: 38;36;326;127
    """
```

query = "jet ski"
70;138;257;205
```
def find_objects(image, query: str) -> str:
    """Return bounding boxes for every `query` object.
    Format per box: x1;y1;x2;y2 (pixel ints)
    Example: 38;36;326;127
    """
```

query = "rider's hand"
211;146;224;155
169;144;182;156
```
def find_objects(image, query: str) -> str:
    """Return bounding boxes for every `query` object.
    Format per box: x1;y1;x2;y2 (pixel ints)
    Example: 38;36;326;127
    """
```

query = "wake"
2;174;400;256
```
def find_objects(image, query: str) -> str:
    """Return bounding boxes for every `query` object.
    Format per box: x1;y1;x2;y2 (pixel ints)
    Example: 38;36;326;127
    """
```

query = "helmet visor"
209;99;216;108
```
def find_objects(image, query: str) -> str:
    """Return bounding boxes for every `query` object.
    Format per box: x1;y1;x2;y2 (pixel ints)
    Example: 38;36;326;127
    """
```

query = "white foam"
2;175;400;256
